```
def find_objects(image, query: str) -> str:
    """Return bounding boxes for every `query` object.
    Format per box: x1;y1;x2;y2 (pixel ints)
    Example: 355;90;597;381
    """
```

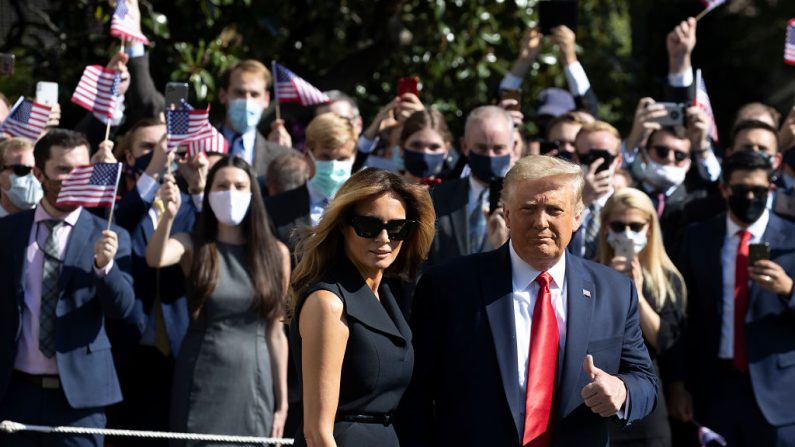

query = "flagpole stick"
694;8;709;22
106;163;123;231
120;36;126;54
271;60;281;122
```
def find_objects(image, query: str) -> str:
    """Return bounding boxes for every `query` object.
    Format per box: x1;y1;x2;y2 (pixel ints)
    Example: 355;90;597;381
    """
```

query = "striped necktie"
39;219;64;358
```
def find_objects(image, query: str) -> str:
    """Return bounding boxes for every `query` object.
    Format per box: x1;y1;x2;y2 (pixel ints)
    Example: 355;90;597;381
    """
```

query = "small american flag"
56;163;122;208
187;126;228;157
110;0;150;45
700;0;726;13
272;62;331;106
0;97;53;141
785;19;795;66
694;69;719;143
71;65;121;118
166;103;216;152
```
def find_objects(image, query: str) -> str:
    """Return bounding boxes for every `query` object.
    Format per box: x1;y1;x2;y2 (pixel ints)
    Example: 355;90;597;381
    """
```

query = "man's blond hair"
305;113;356;152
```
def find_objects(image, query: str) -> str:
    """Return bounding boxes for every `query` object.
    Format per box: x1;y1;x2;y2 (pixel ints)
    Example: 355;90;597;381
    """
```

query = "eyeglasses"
348;215;415;240
2;164;33;176
651;145;689;163
608;221;647;233
729;184;769;198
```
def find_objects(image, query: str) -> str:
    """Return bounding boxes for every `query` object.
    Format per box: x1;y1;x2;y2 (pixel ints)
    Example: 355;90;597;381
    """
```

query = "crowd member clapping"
146;156;290;445
597;188;686;447
289;168;435;446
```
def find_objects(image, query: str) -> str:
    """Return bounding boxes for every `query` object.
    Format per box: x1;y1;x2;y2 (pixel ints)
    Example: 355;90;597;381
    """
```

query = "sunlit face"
125;124;166;165
343;192;407;278
0;146;35;192
219;69;269;109
645;130;691;169
463;116;514;158
604;204;650;246
210;166;251;193
503;175;582;271
547;121;581;156
402;127;448;156
730;128;780;169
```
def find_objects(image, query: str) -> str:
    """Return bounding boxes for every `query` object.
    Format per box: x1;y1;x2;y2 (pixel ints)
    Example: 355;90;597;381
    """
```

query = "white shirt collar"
509;239;566;292
34;202;81;226
725;208;769;241
468;175;487;201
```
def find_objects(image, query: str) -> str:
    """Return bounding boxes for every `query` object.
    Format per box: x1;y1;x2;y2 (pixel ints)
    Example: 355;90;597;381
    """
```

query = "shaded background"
0;0;793;142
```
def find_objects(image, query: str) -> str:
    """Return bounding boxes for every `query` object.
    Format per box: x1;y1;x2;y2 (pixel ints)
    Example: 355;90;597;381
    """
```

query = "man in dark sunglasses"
0;137;41;218
673;150;795;446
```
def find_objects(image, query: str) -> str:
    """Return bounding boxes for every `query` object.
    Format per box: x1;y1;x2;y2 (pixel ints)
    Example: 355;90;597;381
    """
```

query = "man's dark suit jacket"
264;183;310;254
676;212;795;427
398;243;658;447
425;176;495;269
0;209;136;409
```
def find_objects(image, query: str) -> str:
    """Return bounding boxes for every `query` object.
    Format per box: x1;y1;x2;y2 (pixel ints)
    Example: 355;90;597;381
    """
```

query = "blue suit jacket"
397;243;657;447
677;212;795;427
0;208;136;409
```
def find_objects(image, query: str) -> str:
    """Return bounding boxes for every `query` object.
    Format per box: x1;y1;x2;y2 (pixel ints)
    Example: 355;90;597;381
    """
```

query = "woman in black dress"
290;168;435;447
596;188;687;447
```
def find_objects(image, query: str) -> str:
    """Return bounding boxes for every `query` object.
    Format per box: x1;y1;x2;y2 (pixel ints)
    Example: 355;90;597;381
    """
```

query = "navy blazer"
0;208;136;409
677;212;795;427
397;243;657;447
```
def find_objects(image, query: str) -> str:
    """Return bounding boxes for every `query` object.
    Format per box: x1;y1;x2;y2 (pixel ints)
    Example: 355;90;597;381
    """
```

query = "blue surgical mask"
308;159;354;199
4;173;43;210
468;152;511;182
403;149;445;178
226;98;263;133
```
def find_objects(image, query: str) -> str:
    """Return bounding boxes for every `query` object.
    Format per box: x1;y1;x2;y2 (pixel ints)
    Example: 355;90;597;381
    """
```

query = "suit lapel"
557;254;595;418
11;211;35;307
336;259;405;341
481;245;523;439
451;178;470;256
709;216;728;318
752;215;785;315
59;210;94;291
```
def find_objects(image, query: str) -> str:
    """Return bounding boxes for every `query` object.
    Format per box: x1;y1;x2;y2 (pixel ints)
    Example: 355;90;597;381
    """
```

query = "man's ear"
459;137;469;157
124;150;135;167
33;166;46;184
218;88;228;106
718;181;731;200
304;149;316;179
573;204;584;232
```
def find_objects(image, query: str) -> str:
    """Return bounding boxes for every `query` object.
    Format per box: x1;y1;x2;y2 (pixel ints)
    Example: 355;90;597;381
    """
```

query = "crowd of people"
0;4;795;447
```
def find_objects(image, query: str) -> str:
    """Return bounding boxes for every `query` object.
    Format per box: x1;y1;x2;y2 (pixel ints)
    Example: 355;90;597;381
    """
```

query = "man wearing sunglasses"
671;151;795;446
0;137;41;218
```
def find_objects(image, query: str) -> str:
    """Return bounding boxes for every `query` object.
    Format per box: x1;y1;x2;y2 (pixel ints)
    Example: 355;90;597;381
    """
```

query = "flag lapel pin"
582;289;591;298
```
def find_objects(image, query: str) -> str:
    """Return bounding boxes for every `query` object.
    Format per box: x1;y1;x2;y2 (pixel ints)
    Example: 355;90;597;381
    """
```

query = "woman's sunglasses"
3;164;34;176
348;215;415;241
608;221;647;233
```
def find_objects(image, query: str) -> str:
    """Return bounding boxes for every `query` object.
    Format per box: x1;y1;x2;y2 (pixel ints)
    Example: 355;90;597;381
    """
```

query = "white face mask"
643;159;686;190
208;190;252;226
607;229;648;254
4;173;43;210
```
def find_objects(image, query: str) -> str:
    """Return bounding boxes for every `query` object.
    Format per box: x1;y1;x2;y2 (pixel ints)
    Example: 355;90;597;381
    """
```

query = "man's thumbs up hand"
580;354;628;417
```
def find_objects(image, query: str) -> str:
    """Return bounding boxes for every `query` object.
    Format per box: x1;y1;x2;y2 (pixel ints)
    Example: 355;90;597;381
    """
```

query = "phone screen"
579;149;614;173
538;0;579;35
500;89;521;111
36;82;59;106
748;242;770;267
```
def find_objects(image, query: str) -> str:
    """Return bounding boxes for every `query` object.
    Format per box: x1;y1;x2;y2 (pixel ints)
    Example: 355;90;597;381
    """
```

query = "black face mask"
727;193;767;225
125;151;153;178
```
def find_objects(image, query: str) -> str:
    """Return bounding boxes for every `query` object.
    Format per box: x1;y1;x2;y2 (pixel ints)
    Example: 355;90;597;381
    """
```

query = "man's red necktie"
523;272;558;447
733;229;751;373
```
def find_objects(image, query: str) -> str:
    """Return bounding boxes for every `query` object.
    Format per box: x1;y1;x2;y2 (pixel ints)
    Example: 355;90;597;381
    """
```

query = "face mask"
226;98;263;133
607;229;648;254
308;159;353;199
727;193;767;225
4;173;43;210
643;159;687;190
468;152;511;182
403;150;445;178
391;145;405;172
125;151;153;178
208;190;252;226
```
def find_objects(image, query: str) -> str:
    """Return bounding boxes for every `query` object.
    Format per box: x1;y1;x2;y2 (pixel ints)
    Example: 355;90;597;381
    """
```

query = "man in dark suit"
0;129;136;446
217;59;296;179
425;105;518;268
265;113;356;253
670;151;795;446
399;155;658;447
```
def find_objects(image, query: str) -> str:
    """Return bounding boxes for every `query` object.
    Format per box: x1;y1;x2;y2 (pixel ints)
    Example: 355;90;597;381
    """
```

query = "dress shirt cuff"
357;135;379;154
499;72;524;91
125;43;145;59
136;173;158;203
563;61;590;97
192;193;204;212
93;98;126;127
93;259;114;277
616;386;630;420
695;146;721;182
667;68;693;88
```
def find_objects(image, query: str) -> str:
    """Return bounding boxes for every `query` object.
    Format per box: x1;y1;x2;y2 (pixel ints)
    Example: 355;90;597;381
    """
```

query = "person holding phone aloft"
596;187;686;447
